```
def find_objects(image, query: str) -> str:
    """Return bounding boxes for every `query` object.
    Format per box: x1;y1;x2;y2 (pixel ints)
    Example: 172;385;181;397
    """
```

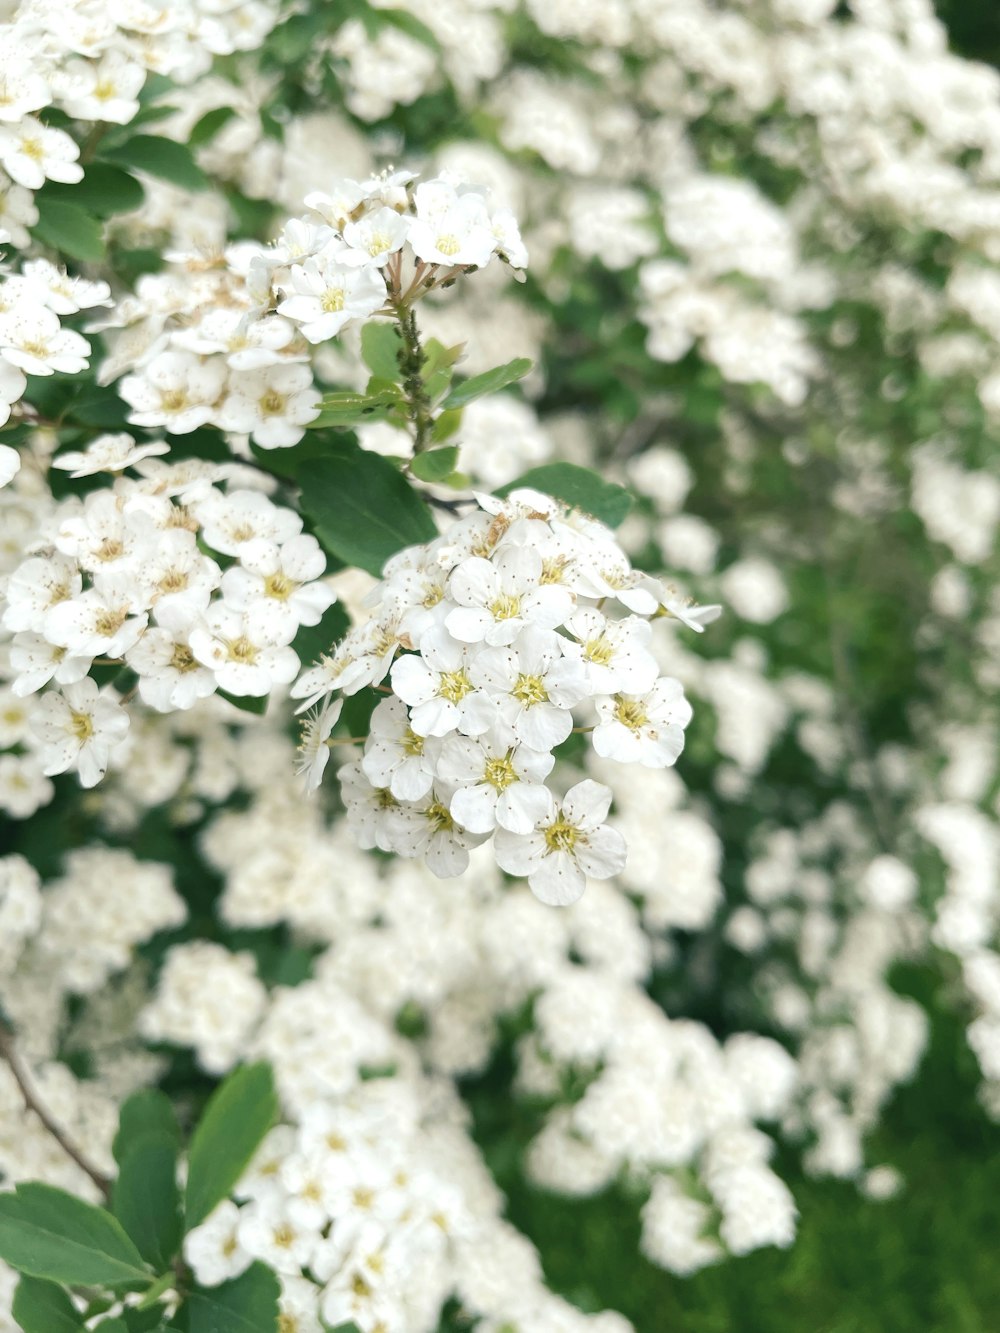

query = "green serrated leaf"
298;448;438;577
12;1275;86;1333
188;106;237;147
496;463;633;528
361;322;403;382
101;136;208;192
184;1065;278;1232
31;199;105;263
0;1184;150;1289
37;165;144;219
410;446;459;482
187;1263;279;1333
308;388;403;430
113;1090;181;1167
442;358;532;410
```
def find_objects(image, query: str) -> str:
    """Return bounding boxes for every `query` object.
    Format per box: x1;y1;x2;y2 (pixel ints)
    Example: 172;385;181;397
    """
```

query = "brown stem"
0;1022;112;1202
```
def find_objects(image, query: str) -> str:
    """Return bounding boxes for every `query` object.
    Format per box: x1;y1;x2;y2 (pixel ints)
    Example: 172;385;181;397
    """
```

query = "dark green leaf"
0;1184;150;1288
308;389;403;430
299;448;437;576
37;165;144;218
101;137;208;192
188;106;237;147
442;358;532;410
113;1090;181;1167
12;1275;86;1333
497;463;633;528
92;1321;129;1332
216;690;270;717
361;323;403;382
31;200;105;263
113;1138;181;1269
184;1064;278;1231
410;446;459;482
64;390;131;430
187;1263;279;1333
123;1306;170;1332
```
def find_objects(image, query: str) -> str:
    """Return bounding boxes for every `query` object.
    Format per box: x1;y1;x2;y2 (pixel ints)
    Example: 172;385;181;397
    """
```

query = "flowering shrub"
1;0;1000;1330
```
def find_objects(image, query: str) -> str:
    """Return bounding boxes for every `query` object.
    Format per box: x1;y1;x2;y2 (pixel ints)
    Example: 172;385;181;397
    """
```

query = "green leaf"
92;1321;129;1332
37;165;144;218
113;1138;181;1269
378;8;440;49
12;1275;86;1333
299;448;438;576
187;1263;280;1333
64;389;132;430
184;1064;278;1232
31;199;105;263
497;463;633;528
113;1090;181;1167
410;446;459;482
216;690;270;717
430;408;462;444
361;323;403;382
0;1184;150;1288
101;136;208;192
442;358;532;410
308;388;403;429
188;106;237;147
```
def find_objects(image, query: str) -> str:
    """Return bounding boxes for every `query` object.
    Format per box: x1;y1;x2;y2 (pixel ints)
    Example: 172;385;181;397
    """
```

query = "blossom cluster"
294;487;717;904
0;457;335;791
105;169;526;451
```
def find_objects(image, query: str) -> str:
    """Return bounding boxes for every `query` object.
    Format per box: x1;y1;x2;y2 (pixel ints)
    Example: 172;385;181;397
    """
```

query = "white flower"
217;363;320;449
0;116;83;189
8;632;91;697
493;779;627;906
361;695;441;800
277;256;386;342
563;607;659;694
342;206;410;265
221;534;334;635
384;781;487;877
120;350;228;434
0;442;19;488
136;530;222;631
184;1201;253;1288
194;489;303;558
0;753;53;819
171;311;300;370
126;629;219;712
30;679;130;788
592;678;693;768
0;307;90;376
44;575;148;660
339;758;401;852
59;50;145;124
20;259;112;315
189;605;299;697
0;64;49;122
408;183;496;268
296;697;344;793
470;626;589;751
51;433;169;478
0;354;27;425
441;725;554;834
237;1197;321;1276
389;625;496;737
446;545;574;646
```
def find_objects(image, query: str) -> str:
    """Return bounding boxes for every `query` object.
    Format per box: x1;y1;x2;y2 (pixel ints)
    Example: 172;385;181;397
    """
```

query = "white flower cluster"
106;169;526;451
0;459;335;791
0;0;280;237
295;488;717;904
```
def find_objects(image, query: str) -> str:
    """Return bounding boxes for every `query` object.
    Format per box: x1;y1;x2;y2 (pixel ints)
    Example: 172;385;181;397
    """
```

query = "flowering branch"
0;1021;112;1202
393;304;434;454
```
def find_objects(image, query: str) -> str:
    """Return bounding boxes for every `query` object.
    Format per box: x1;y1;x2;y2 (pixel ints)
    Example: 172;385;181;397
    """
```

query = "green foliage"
410;445;460;481
101;136;208;192
361;322;404;382
112;1139;181;1271
188;106;238;147
0;1184;150;1288
497;463;633;528
12;1276;86;1332
307;388;404;429
298;445;438;576
31;198;105;263
184;1063;278;1231
38;165;144;218
186;1262;281;1333
442;358;533;410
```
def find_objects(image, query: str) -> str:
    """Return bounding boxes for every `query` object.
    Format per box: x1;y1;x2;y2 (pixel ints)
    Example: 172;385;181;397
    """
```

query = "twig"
0;1022;112;1201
